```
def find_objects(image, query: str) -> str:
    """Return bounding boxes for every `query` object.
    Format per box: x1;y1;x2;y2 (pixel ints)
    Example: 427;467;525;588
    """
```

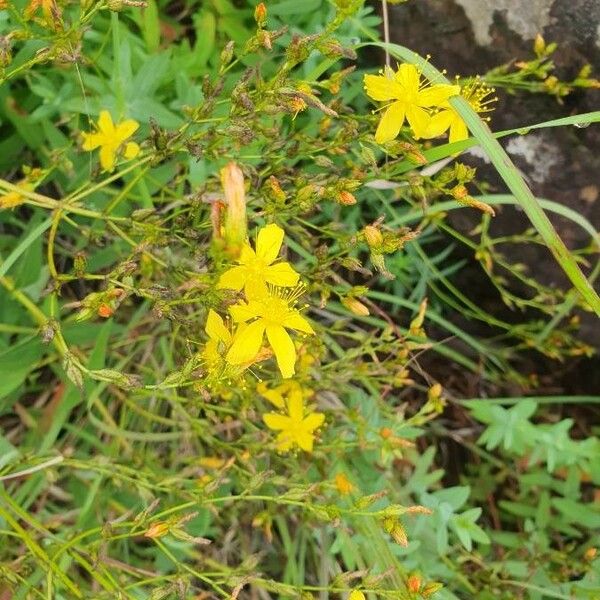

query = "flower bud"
407;574;421;593
97;303;113;318
363;225;383;248
254;2;267;27
220;162;247;257
342;297;369;317
144;521;169;538
338;190;356;205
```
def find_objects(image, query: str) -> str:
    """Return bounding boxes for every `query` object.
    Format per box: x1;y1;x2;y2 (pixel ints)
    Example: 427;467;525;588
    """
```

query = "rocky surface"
386;0;600;389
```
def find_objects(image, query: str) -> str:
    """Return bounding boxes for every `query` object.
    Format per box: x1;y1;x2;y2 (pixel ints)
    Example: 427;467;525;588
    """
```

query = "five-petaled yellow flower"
364;64;459;143
217;223;299;298
82;110;140;172
262;384;324;452
424;78;497;143
226;286;313;379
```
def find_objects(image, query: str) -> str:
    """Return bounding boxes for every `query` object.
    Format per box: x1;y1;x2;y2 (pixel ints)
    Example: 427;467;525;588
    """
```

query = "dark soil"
383;0;600;394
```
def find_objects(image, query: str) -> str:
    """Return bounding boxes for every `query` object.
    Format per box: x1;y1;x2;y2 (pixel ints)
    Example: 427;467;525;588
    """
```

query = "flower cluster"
364;63;496;144
202;223;323;453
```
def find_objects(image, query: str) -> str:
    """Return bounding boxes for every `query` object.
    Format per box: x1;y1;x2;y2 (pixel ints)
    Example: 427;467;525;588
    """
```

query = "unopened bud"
98;303;113;318
422;582;444;597
144;521;169;538
341;297;369;317
534;33;545;56
254;2;267;27
220;40;235;68
407;574;421;593
363;225;383;247
220;162;247;257
338;190;356;205
267;176;286;204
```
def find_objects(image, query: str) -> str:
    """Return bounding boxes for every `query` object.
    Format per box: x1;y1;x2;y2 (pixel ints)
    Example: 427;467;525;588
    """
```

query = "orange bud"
144;521;169;538
380;427;393;439
254;2;267;26
334;472;354;495
584;547;597;560
97;303;113;318
338;190;357;205
407;574;421;593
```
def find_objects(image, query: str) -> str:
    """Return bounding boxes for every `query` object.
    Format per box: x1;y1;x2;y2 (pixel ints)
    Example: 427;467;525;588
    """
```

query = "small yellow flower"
226;286;313;379
364;64;459;143
82;110;140;172
424;78;496;143
217;223;299;298
262;385;324;452
348;591;366;600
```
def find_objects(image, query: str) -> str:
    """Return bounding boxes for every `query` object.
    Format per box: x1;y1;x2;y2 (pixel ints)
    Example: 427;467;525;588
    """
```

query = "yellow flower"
424;78;497;143
262;385;324;452
217;223;299;298
348;591;366;600
364;64;459;143
226;286;313;379
82;110;140;172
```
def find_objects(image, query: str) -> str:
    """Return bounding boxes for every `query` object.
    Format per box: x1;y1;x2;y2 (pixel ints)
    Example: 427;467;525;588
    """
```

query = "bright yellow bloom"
348;591;366;600
226;286;313;379
217;223;299;298
82;110;140;172
262;385;324;452
424;78;496;143
364;64;459;143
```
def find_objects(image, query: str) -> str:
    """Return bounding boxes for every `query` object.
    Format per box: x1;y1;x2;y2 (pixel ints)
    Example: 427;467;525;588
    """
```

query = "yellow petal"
394;63;420;94
286;388;304;421
99;144;117;171
275;431;294;452
263;413;290;431
205;309;231;344
260;388;286;409
217;265;248;290
81;131;103;151
282;310;314;334
244;278;269;299
405;105;431;140
265;325;296;378
115;118;139;142
238;243;256;265
364;73;403;101
303;412;325;431
418;84;460;107
295;432;314;452
264;262;299;287
423;109;454;139
449;117;469;143
123;141;140;159
375;102;405;144
256;223;284;264
97;110;115;135
229;301;261;323
226;320;265;364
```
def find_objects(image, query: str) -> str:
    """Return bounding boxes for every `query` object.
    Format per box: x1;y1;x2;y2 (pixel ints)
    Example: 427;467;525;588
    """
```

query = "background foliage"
0;0;599;599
